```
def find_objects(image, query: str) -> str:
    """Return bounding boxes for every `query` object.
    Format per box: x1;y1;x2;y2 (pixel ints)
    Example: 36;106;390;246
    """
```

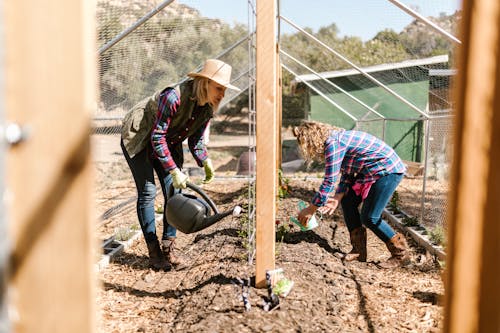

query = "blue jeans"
340;173;403;243
121;140;179;242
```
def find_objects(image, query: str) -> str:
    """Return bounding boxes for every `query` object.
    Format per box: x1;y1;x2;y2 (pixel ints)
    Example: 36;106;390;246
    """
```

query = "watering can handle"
168;181;220;215
186;182;220;214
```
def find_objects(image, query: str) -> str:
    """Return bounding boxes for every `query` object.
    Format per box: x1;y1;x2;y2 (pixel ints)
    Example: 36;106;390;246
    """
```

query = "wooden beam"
444;0;500;332
255;0;277;288
4;0;96;332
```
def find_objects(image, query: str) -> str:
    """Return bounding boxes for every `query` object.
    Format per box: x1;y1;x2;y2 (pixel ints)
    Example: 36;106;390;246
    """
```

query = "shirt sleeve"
188;120;210;167
336;173;352;194
311;138;346;206
151;89;180;172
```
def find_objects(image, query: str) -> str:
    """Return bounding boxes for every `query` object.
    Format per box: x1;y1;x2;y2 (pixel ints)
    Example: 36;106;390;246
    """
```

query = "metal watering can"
165;182;242;234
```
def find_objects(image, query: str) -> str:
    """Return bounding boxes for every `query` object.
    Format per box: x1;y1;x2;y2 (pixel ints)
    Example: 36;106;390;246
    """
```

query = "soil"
94;109;446;332
96;174;445;332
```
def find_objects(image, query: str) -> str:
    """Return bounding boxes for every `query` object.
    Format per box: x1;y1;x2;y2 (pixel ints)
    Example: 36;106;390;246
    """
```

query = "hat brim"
187;72;241;91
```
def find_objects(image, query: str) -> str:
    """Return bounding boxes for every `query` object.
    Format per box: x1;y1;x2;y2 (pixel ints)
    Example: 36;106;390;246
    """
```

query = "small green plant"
402;215;419;227
275;219;294;258
235;205;252;260
115;227;136;241
278;169;290;199
429;225;446;247
388;191;400;213
275;219;292;242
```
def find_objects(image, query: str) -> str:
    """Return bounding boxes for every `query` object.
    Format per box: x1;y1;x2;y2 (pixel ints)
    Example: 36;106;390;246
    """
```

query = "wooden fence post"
444;0;500;331
255;0;277;288
3;0;96;331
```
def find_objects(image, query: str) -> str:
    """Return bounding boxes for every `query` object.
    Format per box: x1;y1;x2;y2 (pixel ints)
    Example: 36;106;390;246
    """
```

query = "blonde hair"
192;77;219;111
293;121;344;163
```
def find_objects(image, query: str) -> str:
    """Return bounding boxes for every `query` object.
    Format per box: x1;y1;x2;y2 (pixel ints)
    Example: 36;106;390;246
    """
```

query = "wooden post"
255;0;277;288
444;0;500;332
4;0;96;332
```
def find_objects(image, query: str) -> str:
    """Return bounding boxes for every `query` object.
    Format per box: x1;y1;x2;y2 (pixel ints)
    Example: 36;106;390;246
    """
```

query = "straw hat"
187;59;241;91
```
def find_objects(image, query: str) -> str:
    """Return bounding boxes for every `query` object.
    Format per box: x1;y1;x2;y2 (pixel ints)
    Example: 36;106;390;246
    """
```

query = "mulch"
97;177;444;333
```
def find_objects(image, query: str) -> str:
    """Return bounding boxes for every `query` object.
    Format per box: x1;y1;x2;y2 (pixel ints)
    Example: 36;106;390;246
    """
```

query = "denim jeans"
340;173;404;243
121;140;179;242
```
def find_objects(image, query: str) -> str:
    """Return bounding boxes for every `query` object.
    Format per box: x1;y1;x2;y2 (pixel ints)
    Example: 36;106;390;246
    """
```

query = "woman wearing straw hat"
293;121;411;269
121;59;240;271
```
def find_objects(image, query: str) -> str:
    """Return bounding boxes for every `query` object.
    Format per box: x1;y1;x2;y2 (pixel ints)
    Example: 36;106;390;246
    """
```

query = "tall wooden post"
3;0;96;332
444;0;500;331
255;0;277;287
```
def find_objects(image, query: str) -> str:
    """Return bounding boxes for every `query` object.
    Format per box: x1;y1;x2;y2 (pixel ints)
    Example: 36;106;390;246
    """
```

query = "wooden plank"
444;0;500;332
255;0;277;288
4;0;96;332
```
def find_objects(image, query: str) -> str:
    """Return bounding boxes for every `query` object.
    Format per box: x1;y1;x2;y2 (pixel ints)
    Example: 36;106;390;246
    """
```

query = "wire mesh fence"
93;0;458;251
93;0;256;252
278;0;458;237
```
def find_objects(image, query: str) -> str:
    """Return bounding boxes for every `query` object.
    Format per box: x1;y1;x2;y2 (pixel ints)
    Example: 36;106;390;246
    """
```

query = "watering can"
165;182;242;234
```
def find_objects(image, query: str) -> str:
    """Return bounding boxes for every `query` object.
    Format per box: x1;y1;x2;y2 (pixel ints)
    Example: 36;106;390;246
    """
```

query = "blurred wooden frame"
2;0;500;331
3;0;97;332
444;0;500;332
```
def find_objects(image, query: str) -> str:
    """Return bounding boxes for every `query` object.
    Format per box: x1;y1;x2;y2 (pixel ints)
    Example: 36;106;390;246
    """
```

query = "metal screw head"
2;123;30;145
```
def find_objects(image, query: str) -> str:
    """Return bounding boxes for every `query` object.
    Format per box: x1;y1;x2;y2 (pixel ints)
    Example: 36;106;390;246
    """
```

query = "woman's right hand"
298;204;318;227
170;168;189;189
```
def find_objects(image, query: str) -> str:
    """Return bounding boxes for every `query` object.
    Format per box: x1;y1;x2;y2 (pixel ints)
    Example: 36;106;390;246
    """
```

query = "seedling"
402;215;419;227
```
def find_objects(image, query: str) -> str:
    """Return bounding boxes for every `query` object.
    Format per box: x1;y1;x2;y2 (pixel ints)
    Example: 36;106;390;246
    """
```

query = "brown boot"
162;237;184;267
344;227;367;262
146;239;171;271
379;233;411;269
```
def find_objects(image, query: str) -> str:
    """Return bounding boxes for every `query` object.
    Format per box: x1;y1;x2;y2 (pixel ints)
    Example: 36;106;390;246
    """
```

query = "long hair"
192;77;219;111
293;121;344;163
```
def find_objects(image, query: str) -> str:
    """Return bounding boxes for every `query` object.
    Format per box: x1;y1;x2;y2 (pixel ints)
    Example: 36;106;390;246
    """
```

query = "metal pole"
0;0;10;330
282;64;358;122
388;0;461;45
281;49;386;119
247;0;257;265
280;15;430;119
421;118;431;223
98;0;175;55
175;33;252;87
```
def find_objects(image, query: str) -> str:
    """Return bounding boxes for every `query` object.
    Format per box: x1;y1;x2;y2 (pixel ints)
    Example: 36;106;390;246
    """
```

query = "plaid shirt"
311;130;406;206
151;88;209;171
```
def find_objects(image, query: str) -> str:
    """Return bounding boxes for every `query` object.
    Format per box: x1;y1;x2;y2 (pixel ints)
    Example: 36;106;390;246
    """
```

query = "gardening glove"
170;168;189;189
202;158;215;184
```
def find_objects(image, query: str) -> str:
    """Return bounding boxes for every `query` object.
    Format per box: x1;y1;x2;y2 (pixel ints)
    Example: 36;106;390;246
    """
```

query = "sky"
179;0;461;41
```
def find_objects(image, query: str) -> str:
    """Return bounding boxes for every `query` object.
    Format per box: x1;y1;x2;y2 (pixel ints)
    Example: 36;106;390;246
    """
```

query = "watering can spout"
190;209;234;233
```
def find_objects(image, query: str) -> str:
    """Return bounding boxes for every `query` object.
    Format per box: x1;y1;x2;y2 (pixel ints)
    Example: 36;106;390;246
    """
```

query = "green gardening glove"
202;158;215;184
170;167;189;189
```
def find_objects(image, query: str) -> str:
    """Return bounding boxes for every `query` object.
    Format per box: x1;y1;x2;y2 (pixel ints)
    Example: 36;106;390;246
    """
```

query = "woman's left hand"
317;192;344;216
318;197;339;216
202;158;215;184
298;204;318;227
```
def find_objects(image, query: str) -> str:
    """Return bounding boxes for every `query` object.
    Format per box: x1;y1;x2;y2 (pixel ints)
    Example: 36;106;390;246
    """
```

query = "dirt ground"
96;173;445;332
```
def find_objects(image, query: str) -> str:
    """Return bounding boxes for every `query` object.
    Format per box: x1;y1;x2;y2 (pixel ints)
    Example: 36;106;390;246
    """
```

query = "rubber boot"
344;227;367;262
379;233;411;268
146;239;171;271
162;237;183;267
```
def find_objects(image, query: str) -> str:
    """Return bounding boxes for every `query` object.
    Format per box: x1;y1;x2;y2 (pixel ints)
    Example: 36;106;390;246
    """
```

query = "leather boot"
146;239;171;271
162;237;183;267
344;227;367;262
379;233;411;268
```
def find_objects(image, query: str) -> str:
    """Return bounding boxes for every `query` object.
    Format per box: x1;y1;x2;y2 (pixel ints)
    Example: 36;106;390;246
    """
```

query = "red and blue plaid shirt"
151;88;209;171
312;130;406;206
